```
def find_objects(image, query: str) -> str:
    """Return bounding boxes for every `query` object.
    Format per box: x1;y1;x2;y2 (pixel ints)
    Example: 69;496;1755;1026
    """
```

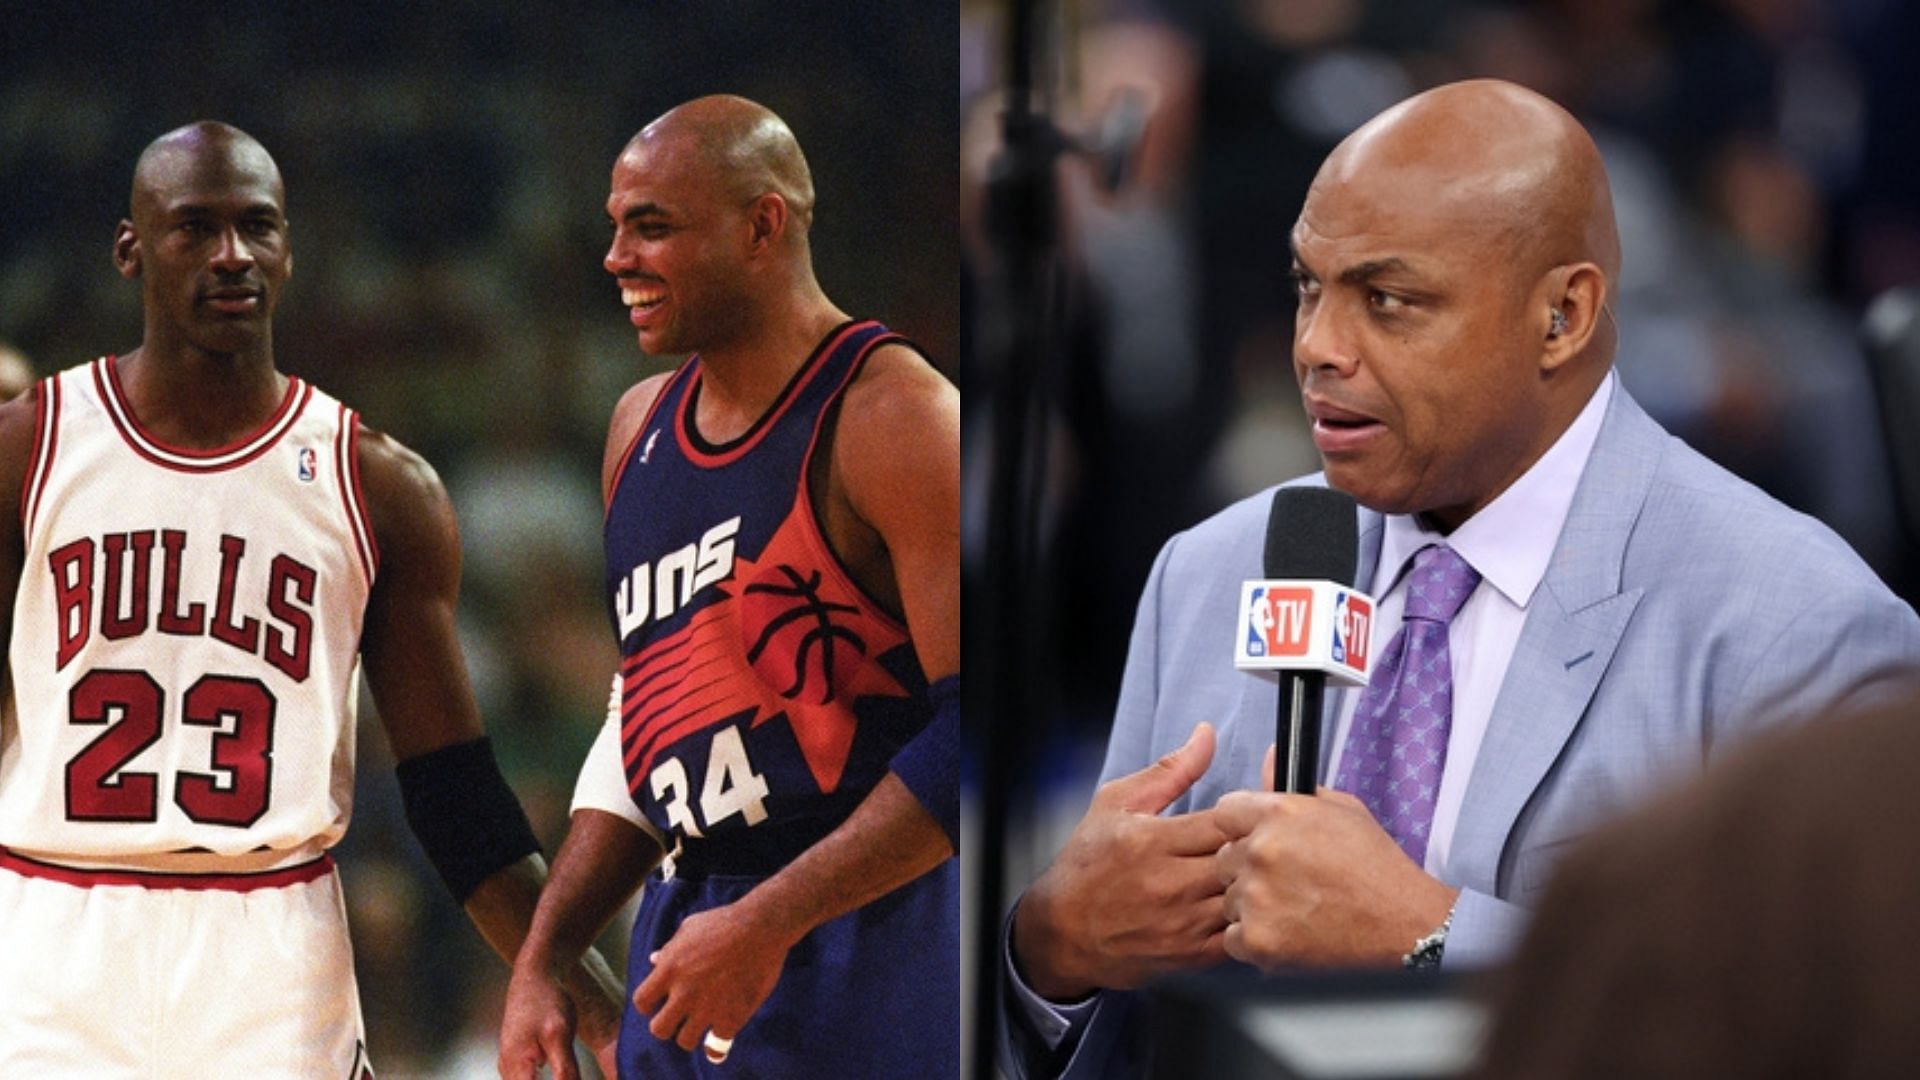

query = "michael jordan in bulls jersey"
0;121;623;1078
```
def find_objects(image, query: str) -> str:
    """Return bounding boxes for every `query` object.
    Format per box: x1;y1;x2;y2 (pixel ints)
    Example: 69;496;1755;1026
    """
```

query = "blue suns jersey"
603;320;956;1079
602;319;933;870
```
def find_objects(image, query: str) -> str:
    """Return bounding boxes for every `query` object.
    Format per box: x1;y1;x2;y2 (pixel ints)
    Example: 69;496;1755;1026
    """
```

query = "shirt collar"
1374;370;1616;607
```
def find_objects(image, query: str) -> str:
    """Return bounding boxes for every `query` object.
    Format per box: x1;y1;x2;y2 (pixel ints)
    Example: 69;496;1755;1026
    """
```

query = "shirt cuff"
1003;906;1100;1051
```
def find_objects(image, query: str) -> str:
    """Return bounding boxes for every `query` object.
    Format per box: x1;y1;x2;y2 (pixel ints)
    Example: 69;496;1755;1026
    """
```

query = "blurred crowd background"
0;4;955;1076
963;0;1920;1071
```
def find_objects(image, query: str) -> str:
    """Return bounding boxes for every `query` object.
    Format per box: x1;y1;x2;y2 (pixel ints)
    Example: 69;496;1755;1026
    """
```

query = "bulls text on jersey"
46;529;317;683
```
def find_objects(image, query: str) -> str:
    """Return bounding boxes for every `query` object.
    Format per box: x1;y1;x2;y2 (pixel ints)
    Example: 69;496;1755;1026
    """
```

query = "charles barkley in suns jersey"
500;97;959;1079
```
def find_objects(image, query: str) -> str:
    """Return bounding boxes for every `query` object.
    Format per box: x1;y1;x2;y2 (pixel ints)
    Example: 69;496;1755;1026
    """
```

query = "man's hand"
499;962;583;1080
1213;772;1459;969
575;983;622;1079
632;895;796;1055
1011;723;1232;1001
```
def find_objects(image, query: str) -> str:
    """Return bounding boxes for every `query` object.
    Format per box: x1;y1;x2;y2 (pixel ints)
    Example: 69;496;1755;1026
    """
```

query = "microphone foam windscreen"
1263;487;1359;585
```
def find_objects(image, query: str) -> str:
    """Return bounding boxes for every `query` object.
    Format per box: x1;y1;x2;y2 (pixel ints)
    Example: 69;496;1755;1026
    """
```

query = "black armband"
395;737;541;904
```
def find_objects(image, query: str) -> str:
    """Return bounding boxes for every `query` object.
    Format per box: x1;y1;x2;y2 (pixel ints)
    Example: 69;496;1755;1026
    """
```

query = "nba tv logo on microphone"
1235;580;1375;687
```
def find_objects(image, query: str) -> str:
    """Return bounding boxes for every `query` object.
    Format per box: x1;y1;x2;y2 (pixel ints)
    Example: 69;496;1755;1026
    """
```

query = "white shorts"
0;848;372;1079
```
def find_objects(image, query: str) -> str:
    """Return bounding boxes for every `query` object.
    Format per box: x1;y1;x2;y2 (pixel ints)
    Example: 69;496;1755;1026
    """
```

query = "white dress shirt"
1328;371;1615;878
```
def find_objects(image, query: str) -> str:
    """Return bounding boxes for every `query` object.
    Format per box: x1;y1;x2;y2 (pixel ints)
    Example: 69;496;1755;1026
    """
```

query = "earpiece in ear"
1548;308;1569;338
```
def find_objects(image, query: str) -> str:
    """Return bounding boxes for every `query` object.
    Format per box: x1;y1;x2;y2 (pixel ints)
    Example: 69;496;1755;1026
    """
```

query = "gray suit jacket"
1000;386;1920;1078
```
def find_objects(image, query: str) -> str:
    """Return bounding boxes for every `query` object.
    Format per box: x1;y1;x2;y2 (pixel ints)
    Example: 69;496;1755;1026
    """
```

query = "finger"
1215;838;1242;885
1137;856;1228;913
1223;920;1248;965
1262;743;1276;792
1196;925;1231;969
1097;722;1216;815
633;957;668;1016
648;993;688;1044
1155;807;1237;855
676;1015;705;1053
1212;790;1291;838
1319;786;1371;816
546;1048;581;1080
538;1030;581;1080
1220;876;1242;924
498;1046;538;1080
703;1031;735;1064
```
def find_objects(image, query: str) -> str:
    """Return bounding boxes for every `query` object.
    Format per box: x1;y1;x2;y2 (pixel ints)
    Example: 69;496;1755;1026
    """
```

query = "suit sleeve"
996;535;1181;1080
1444;888;1533;969
1721;580;1920;739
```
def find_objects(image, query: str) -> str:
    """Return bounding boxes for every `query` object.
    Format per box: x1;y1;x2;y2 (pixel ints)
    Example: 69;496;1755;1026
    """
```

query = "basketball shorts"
0;848;372;1079
617;858;958;1079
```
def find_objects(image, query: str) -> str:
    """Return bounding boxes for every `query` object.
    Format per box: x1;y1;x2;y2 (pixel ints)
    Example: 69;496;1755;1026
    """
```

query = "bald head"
131;121;284;223
623;95;816;233
1316;79;1620;290
1289;80;1624;527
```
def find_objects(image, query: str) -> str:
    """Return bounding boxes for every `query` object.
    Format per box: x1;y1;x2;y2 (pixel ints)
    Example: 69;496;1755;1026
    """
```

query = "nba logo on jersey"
296;446;317;483
1245;586;1312;658
1331;590;1373;672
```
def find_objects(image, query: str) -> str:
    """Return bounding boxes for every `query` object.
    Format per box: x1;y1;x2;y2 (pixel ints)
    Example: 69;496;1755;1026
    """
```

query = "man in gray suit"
1000;79;1920;1077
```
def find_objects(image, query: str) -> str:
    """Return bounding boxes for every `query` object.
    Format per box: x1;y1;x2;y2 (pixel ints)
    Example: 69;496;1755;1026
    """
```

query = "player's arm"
501;377;675;1080
0;390;43;701
353;425;624;1064
633;345;959;1053
736;342;960;912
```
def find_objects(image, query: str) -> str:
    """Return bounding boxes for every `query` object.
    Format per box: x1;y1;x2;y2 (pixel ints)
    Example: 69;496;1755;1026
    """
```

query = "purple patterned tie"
1333;544;1480;866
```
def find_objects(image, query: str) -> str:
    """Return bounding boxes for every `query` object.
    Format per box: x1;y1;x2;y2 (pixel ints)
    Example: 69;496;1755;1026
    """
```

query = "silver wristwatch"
1403;906;1454;970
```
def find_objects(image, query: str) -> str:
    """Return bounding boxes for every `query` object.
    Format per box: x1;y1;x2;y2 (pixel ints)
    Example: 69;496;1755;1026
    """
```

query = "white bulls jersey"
0;356;376;863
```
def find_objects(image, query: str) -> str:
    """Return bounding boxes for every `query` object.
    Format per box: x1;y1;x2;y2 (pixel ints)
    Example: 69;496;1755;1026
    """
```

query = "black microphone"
1249;487;1361;793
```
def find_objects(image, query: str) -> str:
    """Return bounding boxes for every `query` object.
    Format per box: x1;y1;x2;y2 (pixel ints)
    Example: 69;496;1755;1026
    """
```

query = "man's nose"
1294;303;1359;378
209;227;256;273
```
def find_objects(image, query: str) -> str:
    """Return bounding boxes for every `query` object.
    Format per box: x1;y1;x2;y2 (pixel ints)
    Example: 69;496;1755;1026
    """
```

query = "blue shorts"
618;860;958;1079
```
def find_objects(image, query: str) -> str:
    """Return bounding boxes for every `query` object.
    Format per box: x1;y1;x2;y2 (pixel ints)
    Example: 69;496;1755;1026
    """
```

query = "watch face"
1405;940;1444;970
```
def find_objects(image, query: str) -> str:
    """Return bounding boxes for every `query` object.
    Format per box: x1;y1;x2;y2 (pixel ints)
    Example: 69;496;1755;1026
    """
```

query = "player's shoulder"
610;371;675;443
0;378;50;496
839;340;956;445
603;369;677;495
351;418;454;536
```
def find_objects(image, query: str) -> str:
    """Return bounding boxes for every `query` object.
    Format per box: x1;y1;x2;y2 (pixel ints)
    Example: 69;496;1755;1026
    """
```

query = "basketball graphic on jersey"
740;557;867;705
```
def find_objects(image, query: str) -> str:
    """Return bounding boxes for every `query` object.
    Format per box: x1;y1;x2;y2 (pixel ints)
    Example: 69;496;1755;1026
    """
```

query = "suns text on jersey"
614;515;740;640
46;529;318;682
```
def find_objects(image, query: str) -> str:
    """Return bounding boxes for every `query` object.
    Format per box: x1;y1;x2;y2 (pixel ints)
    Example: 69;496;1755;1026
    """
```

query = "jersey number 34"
649;725;770;839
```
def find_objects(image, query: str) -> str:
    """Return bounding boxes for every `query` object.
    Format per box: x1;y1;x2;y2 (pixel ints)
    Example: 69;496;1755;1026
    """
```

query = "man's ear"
113;220;141;280
744;193;788;257
1539;262;1607;373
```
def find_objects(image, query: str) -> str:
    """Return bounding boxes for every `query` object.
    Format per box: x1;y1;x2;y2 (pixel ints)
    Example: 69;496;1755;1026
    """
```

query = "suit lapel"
1448;386;1664;894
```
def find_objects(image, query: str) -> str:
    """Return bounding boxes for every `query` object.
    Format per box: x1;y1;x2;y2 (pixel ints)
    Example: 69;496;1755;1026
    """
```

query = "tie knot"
1402;545;1479;623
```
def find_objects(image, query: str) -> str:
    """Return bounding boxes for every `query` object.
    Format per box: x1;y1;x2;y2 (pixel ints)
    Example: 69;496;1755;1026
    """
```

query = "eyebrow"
166;200;284;220
1290;246;1416;285
613;201;669;224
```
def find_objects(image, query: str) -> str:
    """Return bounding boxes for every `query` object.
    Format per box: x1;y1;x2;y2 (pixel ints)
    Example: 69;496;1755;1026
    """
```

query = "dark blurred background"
0;4;956;1076
963;0;1920;1073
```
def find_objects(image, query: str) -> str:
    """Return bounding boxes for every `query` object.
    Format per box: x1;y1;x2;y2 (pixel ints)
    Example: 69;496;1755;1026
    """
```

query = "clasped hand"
1212;746;1459;969
1016;734;1461;998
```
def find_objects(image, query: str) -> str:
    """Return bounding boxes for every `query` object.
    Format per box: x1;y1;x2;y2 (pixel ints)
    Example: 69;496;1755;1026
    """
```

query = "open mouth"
621;284;665;313
1305;398;1385;451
